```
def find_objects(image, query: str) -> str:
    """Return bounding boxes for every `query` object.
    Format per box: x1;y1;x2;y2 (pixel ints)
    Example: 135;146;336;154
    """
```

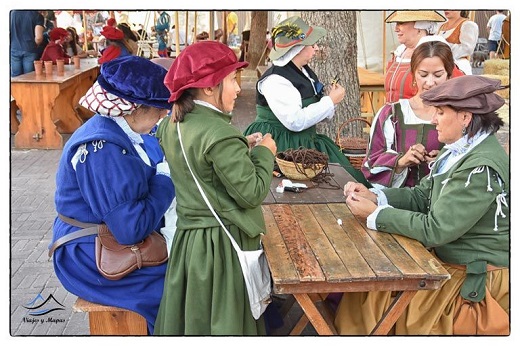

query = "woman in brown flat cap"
335;75;509;335
154;40;277;335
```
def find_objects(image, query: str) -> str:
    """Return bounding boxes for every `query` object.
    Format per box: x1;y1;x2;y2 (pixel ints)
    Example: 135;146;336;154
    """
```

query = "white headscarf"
272;45;305;67
414;21;439;35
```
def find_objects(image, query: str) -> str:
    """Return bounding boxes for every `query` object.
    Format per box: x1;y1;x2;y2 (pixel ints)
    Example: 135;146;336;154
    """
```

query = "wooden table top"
262;165;450;295
263;164;357;205
357;67;385;89
11;62;99;84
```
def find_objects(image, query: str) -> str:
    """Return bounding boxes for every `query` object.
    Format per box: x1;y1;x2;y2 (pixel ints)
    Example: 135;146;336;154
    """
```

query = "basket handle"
336;117;372;143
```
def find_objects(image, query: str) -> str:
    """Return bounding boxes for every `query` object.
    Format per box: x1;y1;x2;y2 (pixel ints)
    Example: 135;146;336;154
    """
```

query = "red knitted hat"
49;27;69;41
101;26;124;40
164;41;248;102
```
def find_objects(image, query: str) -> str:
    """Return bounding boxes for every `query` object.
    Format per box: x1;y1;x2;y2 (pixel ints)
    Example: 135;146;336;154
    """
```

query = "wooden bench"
72;297;147;335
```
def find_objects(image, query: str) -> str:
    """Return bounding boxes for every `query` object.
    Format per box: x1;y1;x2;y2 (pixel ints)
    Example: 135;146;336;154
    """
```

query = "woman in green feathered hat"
243;16;370;187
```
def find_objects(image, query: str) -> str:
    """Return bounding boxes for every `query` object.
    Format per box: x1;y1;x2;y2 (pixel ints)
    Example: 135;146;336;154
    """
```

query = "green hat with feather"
269;16;327;61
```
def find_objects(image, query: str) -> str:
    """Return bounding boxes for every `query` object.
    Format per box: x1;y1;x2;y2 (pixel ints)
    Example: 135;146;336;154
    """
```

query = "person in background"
40;27;71;64
437;10;478;75
91;11;108;36
361;40;455;188
117;22;139;56
168;24;187;56
226;11;239;46
137;24;148;40
50;56;175;335
243;16;370;187
384;10;449;102
154;41;276;335
64;27;95;58
155;11;171;57
214;28;224;42
335;75;509;335
36;10;56;60
195;31;209;41
10;10;44;77
98;25;133;64
487;10;507;59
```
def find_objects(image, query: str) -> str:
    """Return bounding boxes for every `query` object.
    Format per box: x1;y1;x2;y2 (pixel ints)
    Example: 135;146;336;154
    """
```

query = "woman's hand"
396;143;427;173
425;149;439;164
346;193;377;218
246;132;263;148
257;133;277;155
344;182;377;203
325;83;345;105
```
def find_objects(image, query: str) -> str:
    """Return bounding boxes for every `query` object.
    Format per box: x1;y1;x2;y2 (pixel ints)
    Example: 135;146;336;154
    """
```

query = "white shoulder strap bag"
177;122;271;320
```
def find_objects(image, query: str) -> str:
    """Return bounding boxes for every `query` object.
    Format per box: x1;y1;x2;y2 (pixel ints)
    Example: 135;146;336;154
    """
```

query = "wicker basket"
336;117;371;170
275;156;325;181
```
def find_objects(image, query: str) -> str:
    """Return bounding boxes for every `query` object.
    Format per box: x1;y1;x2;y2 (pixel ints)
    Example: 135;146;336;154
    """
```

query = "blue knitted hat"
97;55;172;109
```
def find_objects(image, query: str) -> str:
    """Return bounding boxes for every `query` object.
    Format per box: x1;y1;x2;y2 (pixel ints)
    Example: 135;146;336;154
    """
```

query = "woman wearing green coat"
154;41;277;335
335;76;509;335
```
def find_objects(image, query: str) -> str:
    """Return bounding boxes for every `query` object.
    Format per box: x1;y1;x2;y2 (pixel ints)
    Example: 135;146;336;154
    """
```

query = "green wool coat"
377;134;509;302
154;105;274;335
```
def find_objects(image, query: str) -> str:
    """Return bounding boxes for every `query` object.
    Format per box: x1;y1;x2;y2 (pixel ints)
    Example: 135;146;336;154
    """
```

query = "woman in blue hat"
49;55;175;335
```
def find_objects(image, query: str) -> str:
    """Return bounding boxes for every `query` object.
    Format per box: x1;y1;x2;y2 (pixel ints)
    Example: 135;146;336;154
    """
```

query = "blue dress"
51;115;175;334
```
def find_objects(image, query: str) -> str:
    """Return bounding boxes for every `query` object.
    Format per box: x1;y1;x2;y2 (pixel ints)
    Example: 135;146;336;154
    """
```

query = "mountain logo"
23;293;65;316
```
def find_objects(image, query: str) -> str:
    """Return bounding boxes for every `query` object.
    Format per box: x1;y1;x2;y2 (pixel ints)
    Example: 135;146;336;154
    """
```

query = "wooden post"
82;11;88;51
185;11;189;45
382;11;387;74
174;11;180;57
209;11;215;40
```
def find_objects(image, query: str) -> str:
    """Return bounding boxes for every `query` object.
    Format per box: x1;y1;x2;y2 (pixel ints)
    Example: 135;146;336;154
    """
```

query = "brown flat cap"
421;75;505;114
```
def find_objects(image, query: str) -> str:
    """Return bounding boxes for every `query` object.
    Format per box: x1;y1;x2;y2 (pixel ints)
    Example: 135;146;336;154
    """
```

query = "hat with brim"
269;16;327;61
97;55;172;109
421;75;505;114
165;41;248;102
385;10;446;23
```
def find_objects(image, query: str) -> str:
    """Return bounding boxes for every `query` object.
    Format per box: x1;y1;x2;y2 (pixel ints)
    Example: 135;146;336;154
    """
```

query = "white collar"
112;116;144;145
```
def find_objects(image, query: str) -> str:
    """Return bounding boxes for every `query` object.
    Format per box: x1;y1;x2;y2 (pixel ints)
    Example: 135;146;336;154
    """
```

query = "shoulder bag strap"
48;214;100;258
177;122;243;254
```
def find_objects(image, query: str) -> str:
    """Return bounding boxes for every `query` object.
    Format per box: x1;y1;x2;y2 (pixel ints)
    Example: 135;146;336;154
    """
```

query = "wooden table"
11;62;99;149
357;67;385;119
262;164;450;335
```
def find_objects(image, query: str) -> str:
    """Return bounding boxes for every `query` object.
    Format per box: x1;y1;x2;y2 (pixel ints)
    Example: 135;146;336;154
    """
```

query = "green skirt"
154;224;266;335
244;117;370;187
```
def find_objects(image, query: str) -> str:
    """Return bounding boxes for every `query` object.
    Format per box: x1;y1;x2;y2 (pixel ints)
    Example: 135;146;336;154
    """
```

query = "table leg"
370;290;417;335
292;293;337;335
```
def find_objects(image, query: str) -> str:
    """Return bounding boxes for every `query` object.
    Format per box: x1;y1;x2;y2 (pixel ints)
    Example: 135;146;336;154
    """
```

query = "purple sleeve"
361;104;402;187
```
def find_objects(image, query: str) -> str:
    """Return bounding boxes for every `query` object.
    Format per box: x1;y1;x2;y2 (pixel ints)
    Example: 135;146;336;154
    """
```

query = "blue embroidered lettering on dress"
92;140;106;152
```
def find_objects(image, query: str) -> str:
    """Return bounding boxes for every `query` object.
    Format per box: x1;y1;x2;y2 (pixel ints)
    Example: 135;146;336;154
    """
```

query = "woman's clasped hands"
396;143;439;173
246;132;277;155
344;181;378;218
